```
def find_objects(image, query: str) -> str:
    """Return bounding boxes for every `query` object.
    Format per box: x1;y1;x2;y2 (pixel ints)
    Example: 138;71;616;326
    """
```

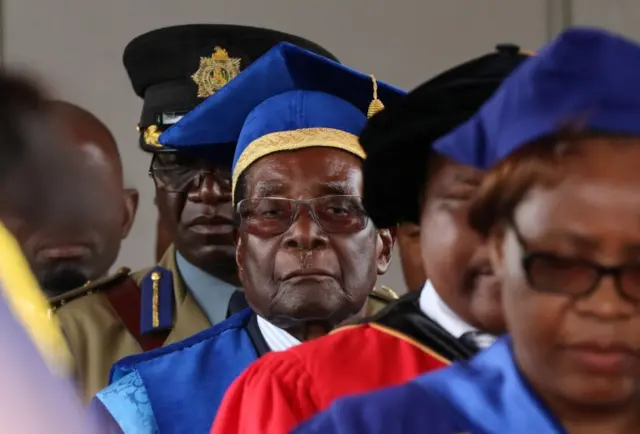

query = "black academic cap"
123;24;339;153
360;44;532;228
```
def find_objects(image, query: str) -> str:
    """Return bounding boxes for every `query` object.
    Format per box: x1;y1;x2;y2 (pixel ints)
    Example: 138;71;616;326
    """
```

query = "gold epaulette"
48;267;131;311
370;285;399;303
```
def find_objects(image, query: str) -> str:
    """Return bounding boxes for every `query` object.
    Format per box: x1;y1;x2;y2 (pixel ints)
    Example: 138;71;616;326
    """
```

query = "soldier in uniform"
92;41;402;434
50;24;343;402
4;101;138;299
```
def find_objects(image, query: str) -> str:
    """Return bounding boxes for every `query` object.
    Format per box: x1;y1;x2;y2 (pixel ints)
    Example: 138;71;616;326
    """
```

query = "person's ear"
375;228;395;275
120;188;139;239
236;234;247;287
387;225;397;241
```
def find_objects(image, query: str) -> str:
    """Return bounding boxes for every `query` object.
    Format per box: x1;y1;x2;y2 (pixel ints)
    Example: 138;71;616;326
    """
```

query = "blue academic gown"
93;308;262;433
294;337;567;434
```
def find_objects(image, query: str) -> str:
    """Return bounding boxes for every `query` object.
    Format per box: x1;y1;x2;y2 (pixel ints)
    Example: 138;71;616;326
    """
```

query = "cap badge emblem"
192;46;241;98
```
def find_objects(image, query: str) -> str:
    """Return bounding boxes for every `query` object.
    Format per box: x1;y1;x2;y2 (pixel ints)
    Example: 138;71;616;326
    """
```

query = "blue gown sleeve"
93;371;158;434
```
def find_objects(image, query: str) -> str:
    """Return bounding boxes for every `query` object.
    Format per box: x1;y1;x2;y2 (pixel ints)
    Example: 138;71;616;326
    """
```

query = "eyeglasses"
511;220;640;301
148;154;231;193
236;195;369;236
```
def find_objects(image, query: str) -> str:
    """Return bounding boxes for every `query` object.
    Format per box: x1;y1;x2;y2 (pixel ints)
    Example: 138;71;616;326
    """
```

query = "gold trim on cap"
231;127;366;203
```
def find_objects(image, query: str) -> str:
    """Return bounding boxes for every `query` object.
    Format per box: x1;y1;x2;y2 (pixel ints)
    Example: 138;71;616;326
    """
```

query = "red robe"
211;322;450;434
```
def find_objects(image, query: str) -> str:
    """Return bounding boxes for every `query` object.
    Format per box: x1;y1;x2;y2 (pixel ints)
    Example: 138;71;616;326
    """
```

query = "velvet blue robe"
293;337;567;434
92;309;259;433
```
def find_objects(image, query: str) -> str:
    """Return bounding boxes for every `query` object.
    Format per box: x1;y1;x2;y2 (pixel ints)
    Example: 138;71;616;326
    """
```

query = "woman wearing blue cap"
294;27;640;434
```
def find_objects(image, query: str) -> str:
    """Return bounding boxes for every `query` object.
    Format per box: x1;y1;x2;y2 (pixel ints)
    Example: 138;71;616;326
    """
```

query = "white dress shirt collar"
256;315;302;352
418;280;478;339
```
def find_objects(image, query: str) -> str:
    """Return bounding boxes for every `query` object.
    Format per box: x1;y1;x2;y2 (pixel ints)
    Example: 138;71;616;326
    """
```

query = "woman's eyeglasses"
511;220;640;301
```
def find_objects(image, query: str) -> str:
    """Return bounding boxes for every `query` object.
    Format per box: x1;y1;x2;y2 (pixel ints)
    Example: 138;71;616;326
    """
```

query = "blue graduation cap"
433;27;640;169
159;41;405;202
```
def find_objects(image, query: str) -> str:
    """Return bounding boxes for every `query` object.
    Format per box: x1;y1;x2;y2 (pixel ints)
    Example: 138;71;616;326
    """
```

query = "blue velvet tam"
159;41;405;202
433;27;640;169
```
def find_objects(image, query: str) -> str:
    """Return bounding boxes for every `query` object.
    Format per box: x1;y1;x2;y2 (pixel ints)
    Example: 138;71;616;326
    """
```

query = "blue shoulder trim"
110;308;253;384
140;266;173;334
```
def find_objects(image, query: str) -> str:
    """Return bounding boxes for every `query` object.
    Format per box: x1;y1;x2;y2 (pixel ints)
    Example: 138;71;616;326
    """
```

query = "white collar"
256;315;302;352
418;280;478;338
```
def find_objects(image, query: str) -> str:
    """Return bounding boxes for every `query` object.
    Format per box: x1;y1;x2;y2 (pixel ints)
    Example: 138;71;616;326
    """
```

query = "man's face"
235;147;393;336
3;105;137;297
419;157;502;333
151;152;237;281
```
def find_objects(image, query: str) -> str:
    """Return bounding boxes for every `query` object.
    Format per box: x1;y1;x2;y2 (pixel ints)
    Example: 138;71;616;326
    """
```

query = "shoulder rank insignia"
191;46;241;98
140;266;174;334
370;285;399;303
48;267;131;310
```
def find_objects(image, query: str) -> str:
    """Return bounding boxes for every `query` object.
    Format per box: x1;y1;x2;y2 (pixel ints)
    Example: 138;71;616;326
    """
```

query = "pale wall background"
1;0;631;292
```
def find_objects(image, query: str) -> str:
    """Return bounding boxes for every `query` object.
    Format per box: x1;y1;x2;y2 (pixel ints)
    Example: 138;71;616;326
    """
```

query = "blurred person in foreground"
210;44;530;434
296;27;640;434
0;73;119;433
3;101;139;299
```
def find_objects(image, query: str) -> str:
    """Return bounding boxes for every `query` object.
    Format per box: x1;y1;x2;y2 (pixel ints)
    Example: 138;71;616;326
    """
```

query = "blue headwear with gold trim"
433;27;640;168
159;42;406;203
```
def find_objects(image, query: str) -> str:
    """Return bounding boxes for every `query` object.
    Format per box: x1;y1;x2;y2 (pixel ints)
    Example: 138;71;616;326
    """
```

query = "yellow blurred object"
0;223;72;376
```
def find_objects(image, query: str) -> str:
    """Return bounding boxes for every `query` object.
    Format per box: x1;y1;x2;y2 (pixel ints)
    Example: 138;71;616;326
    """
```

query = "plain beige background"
1;0;632;292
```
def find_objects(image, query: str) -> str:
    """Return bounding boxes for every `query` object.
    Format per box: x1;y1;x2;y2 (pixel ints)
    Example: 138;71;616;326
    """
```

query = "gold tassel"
367;75;385;118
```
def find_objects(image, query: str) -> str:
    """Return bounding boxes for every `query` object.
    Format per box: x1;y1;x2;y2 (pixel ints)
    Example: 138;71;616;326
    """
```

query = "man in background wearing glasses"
91;42;404;434
51;25;341;402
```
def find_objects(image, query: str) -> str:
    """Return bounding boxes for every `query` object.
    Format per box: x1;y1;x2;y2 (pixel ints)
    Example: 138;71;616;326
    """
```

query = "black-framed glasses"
236;195;369;236
511;220;640;301
148;153;232;193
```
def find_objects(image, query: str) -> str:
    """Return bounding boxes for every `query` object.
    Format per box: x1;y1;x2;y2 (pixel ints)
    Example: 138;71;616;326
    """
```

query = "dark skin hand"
419;156;503;334
152;152;239;285
3;101;138;297
235;147;394;342
396;222;426;291
491;138;640;434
